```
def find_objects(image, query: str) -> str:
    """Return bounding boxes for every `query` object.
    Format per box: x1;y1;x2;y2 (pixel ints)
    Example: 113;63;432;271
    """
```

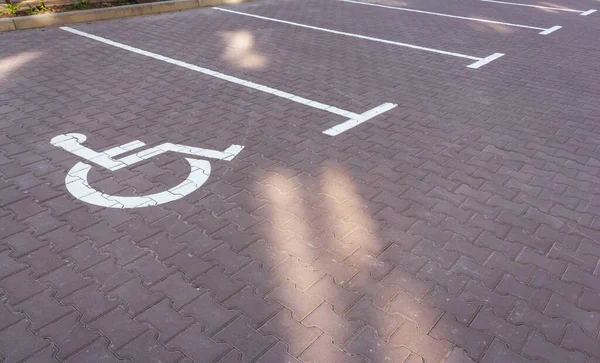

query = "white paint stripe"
580;9;597;16
539;25;562;35
480;0;584;13
60;26;359;119
339;0;555;33
467;52;504;69
322;103;397;136
214;7;497;65
61;27;399;136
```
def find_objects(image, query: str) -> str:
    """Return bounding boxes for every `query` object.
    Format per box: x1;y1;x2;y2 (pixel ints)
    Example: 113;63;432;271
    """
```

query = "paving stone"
299;334;364;363
213;316;277;363
522;331;587;363
4;2;600;361
37;312;100;361
117;329;183;363
507;300;567;344
347;327;410;362
0;319;50;362
302;302;363;346
167;324;232;362
259;309;321;356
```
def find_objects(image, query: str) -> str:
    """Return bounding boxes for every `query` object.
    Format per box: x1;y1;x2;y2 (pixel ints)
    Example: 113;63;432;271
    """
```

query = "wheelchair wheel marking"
52;133;243;209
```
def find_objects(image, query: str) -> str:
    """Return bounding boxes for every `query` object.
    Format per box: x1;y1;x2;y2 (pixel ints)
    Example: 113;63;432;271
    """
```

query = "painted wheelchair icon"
51;133;244;209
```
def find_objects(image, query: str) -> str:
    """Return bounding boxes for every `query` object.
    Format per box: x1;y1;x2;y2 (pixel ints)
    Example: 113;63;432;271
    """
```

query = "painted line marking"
539;25;562;35
214;7;504;68
466;52;505;69
60;26;395;136
339;0;561;35
323;103;397;136
481;0;596;16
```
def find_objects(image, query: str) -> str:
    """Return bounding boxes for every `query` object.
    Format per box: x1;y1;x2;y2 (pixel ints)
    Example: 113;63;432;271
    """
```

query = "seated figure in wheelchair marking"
51;133;244;209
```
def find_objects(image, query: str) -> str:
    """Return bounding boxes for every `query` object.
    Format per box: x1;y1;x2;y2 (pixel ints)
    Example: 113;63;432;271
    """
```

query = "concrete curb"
0;0;247;32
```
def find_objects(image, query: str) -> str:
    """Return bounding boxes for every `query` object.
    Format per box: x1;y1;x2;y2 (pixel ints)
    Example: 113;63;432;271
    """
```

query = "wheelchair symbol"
51;133;244;208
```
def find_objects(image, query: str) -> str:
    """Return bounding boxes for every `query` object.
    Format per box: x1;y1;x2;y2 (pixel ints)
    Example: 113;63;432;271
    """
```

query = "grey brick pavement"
1;0;600;361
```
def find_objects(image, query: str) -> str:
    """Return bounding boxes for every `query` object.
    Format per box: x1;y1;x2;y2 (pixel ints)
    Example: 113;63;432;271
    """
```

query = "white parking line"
480;0;596;16
339;0;561;35
60;26;395;136
214;7;504;69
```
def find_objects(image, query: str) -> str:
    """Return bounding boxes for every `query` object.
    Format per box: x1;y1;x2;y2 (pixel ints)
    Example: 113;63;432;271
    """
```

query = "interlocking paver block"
213;316;277;363
259;309;321;356
167;324;232;362
4;0;600;360
302;302;363;346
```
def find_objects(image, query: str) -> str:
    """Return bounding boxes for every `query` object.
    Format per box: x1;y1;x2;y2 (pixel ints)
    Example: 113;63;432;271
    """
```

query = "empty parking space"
2;0;600;362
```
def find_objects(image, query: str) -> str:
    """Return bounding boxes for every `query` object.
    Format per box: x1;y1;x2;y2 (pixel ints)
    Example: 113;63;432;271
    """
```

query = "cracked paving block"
38;263;92;300
14;288;73;331
64;337;123;363
301;302;363;346
430;314;492;361
384;265;435;301
265;279;323;320
507;300;567;344
345;296;405;340
179;292;238;335
307;275;361;314
0;268;46;306
107;278;163;317
223;286;281;327
232;260;285;296
213;316;277;363
347;327;411;362
202;243;253;275
423;285;480;325
164;248;214;280
88;305;146;351
167;324;232;362
0;319;50;362
117;329;183;363
299;334;365;363
522;331;587;363
543;293;600;336
390;321;453;363
470;308;530;351
150;272;204;310
37;311;100;361
135;299;195;343
124;253;177;285
0;296;22;330
0;249;28;280
255;342;300;363
480;339;541;363
271;257;324;291
460;280;515;318
259;308;321;356
387;290;443;332
192;267;246;302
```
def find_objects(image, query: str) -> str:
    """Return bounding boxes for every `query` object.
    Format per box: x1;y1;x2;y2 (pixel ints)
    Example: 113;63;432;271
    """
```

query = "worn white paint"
51;133;243;208
339;0;561;35
61;26;394;135
481;0;596;16
214;7;504;68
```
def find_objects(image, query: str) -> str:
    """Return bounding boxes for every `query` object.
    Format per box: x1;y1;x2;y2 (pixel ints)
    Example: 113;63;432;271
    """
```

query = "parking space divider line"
214;7;503;68
338;0;561;35
60;26;396;136
480;0;596;16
